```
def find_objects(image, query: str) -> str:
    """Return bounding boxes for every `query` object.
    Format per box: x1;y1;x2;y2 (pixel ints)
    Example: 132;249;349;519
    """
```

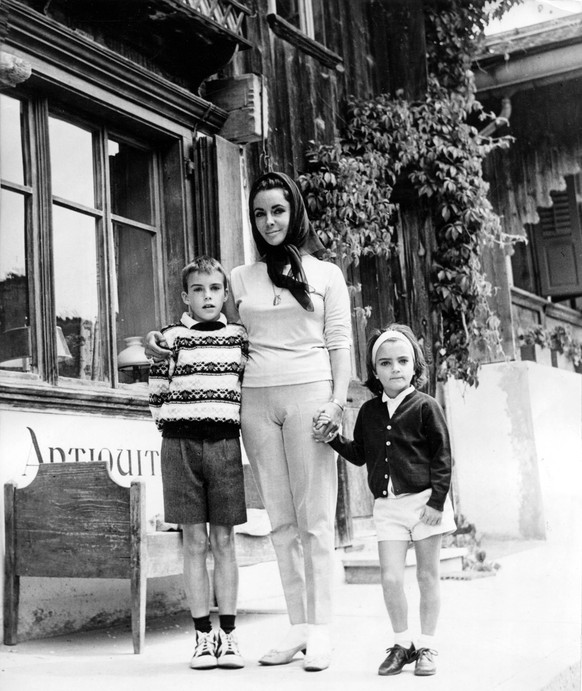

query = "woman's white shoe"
259;642;307;666
304;624;331;672
258;624;308;666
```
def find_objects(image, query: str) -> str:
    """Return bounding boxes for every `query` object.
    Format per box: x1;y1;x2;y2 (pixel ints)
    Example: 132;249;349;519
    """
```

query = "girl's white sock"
417;633;436;651
394;630;412;648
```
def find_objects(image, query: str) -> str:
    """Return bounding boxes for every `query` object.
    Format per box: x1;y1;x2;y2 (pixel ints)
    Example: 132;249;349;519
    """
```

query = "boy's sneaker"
216;628;245;669
190;630;217;670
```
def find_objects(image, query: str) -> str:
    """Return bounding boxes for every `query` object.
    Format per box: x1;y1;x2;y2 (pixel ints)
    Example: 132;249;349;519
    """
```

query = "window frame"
266;0;343;69
0;1;228;415
1;90;170;399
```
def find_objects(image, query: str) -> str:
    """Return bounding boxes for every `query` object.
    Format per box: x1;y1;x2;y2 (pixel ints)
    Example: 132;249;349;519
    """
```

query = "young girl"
313;324;456;677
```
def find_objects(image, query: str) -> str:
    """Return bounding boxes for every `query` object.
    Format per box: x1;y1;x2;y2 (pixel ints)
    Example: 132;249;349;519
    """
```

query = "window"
269;0;327;46
511;174;582;311
0;96;31;373
0;93;163;386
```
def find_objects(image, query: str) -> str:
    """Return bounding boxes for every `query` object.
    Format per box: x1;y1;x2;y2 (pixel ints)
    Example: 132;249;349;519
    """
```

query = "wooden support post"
130;481;147;654
335;457;353;548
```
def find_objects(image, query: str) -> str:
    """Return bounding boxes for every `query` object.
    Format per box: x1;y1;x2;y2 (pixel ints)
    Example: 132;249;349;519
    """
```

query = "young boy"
149;256;248;670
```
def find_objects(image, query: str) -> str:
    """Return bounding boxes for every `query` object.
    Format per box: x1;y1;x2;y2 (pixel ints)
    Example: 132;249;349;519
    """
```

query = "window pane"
109;139;154;224
312;0;326;44
53;205;105;381
49;117;95;207
278;0;300;27
115;222;156;384
1;95;25;184
0;190;31;371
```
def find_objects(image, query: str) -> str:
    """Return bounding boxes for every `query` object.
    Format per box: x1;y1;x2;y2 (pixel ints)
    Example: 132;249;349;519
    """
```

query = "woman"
146;171;351;672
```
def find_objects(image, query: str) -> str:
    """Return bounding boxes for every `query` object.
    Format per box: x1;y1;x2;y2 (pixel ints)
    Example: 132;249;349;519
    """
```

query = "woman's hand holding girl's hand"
311;402;343;443
144;330;171;361
419;505;442;527
312;413;331;442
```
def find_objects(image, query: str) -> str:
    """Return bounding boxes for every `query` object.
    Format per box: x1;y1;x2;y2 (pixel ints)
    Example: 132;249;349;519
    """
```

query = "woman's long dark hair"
249;172;324;311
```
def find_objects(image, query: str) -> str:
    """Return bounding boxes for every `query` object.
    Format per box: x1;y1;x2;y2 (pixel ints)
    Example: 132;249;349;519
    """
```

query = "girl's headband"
371;330;415;365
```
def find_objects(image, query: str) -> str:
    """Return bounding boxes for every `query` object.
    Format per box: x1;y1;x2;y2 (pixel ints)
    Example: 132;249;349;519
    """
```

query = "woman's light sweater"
229;255;351;388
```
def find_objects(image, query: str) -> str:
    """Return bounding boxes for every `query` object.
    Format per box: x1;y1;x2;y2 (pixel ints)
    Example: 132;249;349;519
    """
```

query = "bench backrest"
5;462;141;579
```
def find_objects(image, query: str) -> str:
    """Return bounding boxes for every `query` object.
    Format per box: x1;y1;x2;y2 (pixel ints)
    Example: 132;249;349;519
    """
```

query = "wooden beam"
0;50;31;89
205;75;266;145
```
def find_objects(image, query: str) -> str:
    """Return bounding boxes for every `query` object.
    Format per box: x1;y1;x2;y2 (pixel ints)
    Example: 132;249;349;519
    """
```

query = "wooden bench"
3;461;184;654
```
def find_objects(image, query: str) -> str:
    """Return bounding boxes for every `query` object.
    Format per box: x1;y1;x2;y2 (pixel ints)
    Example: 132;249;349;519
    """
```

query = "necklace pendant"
273;295;281;306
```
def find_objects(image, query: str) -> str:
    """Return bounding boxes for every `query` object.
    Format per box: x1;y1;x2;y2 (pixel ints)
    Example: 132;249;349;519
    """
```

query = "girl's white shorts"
373;488;457;542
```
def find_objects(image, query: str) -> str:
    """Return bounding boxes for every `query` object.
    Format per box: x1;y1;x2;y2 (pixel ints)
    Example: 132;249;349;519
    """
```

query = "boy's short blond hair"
181;256;228;291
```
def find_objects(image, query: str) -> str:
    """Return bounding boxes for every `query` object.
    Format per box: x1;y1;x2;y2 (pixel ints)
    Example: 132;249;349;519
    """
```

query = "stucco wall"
445;361;582;540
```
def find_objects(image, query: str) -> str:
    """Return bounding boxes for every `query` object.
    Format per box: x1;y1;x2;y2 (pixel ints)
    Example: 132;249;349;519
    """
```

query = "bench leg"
3;573;20;646
4;483;19;645
131;566;146;654
130;481;147;653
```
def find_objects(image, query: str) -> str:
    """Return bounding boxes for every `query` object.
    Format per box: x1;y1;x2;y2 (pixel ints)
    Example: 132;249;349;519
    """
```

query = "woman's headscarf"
249;171;324;312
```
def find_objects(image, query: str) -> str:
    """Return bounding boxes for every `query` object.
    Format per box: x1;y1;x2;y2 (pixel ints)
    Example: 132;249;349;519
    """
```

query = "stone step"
341;547;468;584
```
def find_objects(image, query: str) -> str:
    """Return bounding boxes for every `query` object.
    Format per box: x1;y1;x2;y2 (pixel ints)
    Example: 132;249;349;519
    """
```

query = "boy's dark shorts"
161;436;247;526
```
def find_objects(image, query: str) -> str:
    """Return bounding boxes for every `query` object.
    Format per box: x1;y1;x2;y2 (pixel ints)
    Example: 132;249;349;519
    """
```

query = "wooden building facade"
0;0;440;639
0;0;438;554
2;0;579;641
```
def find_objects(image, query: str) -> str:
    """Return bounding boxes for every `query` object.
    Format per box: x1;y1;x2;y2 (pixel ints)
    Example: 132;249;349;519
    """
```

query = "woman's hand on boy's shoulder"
144;330;171;361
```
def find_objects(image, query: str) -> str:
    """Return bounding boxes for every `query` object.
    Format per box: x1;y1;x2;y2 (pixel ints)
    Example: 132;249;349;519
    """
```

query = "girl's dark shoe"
378;644;417;676
414;647;438;676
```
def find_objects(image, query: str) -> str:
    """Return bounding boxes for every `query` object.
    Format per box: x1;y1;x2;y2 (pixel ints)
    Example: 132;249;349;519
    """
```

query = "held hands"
419;504;442;527
144;330;171;361
312;401;343;443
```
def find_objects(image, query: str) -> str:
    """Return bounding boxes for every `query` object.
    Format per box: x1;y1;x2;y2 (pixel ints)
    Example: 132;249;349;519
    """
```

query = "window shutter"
192;136;219;259
192;136;243;273
534;176;582;298
214;136;245;274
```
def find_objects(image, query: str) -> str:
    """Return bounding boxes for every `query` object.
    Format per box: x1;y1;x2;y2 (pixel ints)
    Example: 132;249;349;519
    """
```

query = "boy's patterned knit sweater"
148;313;248;440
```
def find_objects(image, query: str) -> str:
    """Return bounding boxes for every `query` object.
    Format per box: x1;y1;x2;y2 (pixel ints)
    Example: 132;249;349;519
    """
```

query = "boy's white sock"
394;630;412;649
417;633;436;651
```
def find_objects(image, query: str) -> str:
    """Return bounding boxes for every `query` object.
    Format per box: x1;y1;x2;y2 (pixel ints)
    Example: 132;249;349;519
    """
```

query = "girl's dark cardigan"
329;389;451;511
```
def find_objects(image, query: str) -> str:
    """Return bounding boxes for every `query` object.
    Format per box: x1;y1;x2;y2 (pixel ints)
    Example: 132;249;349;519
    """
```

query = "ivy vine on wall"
299;0;521;386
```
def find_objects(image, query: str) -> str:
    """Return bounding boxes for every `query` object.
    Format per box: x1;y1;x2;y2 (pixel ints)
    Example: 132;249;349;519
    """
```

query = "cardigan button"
384;474;388;479
387;425;391;430
382;490;387;496
386;441;391;446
